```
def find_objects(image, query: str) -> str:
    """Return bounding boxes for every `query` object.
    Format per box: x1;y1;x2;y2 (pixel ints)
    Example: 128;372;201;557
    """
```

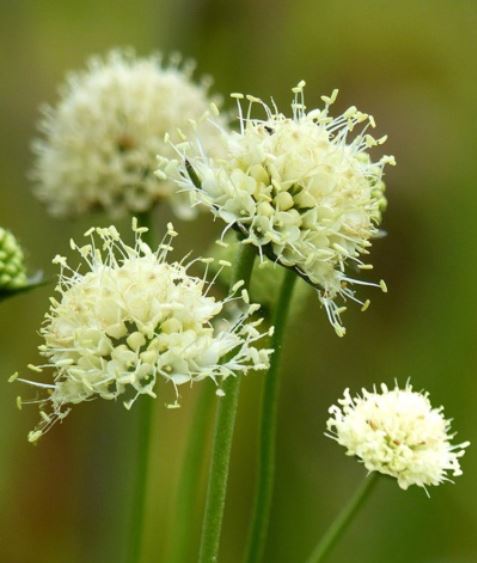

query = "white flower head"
13;220;272;443
159;82;395;335
32;48;224;219
326;382;469;492
0;227;28;289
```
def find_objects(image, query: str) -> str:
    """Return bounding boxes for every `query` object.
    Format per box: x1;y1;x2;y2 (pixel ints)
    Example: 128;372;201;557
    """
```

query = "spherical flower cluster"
13;221;272;443
326;383;469;491
32;49;224;219
0;227;28;290
158;83;395;335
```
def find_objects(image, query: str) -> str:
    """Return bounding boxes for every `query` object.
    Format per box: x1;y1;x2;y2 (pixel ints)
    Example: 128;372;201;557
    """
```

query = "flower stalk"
128;396;155;563
244;269;297;563
305;472;379;563
167;383;215;563
198;243;257;563
127;210;155;563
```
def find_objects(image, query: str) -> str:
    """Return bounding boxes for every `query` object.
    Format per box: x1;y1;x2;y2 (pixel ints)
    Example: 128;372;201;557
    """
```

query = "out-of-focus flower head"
158;82;395;335
32;49;225;219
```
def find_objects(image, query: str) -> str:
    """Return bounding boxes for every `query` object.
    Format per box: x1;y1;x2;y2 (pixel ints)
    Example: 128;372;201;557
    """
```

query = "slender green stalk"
167;384;215;563
244;269;297;563
127;211;155;563
198;243;257;563
128;398;155;563
305;473;379;563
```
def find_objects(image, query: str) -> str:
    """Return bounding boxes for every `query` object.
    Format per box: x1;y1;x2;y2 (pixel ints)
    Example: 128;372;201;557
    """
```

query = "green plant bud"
0;227;28;290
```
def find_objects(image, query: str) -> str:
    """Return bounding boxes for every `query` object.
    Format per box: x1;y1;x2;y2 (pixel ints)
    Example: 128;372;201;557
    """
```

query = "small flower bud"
0;227;28;290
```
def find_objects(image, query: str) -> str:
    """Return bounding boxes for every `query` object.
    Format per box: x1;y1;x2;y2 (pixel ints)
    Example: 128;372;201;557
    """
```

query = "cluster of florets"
326;383;469;491
32;49;224;219
13;221;272;442
0;227;28;290
158;82;395;335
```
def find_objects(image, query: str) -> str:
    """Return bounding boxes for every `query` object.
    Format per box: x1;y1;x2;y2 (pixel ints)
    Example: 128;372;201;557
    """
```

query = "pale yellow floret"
15;220;272;442
327;383;469;492
157;82;395;335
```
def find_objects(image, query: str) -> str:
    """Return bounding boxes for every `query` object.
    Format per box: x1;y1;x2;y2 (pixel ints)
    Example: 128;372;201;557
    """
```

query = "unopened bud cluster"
0;227;27;290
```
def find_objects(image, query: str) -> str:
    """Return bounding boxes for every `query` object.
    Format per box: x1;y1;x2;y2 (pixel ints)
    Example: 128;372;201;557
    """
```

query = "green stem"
127;211;155;563
243;269;297;563
128;398;154;563
167;384;215;563
198;243;257;563
305;473;379;563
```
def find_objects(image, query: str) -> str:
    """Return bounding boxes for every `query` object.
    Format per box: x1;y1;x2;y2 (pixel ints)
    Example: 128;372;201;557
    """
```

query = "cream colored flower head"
326;383;469;492
13;220;272;443
32;49;224;219
158;82;395;335
0;227;28;289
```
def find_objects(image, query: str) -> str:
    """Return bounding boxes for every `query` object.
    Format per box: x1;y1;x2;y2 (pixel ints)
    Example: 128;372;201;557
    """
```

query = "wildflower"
13;220;272;443
326;382;469;491
32;49;223;219
159;82;395;335
0;227;28;290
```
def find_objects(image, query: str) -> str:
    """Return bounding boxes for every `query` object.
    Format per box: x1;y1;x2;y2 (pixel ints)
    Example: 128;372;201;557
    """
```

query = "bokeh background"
1;1;476;562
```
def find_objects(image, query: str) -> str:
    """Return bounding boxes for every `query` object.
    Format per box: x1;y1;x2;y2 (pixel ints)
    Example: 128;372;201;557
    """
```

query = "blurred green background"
1;1;476;562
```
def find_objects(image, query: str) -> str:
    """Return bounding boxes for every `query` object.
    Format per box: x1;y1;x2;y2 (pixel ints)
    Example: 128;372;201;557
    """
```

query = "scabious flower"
0;227;28;290
12;221;272;443
158;82;395;335
326;383;469;492
32;49;224;219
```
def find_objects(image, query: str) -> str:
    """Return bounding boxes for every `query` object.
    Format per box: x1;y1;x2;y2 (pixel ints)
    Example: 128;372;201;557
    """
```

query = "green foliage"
207;234;312;320
1;1;476;563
